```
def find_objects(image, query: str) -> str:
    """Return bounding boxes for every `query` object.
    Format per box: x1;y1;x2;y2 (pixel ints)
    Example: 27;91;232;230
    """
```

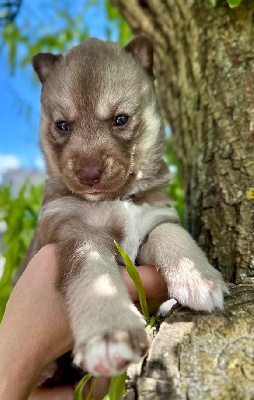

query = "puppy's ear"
124;36;153;76
32;53;62;84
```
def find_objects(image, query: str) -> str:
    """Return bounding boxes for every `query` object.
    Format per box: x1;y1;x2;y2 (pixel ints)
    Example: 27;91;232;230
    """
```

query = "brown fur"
17;37;227;379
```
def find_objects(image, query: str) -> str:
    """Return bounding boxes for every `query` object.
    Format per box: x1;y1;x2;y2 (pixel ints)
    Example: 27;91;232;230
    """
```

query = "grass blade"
86;377;99;400
114;240;149;323
147;316;156;330
108;372;127;400
74;374;92;400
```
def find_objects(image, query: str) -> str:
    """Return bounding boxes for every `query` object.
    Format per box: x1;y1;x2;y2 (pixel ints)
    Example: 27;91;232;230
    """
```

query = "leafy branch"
0;1;132;73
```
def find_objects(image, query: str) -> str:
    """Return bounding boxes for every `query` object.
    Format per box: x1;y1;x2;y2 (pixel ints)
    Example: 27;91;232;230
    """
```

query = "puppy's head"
33;37;165;201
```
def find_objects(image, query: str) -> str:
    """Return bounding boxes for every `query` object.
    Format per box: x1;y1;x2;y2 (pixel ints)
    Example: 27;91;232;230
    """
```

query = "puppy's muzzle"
77;166;103;186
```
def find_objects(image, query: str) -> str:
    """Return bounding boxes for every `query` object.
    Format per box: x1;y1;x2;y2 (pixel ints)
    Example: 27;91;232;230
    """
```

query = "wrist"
0;360;36;400
0;323;42;400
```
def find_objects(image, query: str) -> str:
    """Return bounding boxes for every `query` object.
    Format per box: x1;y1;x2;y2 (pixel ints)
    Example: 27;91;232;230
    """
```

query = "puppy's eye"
114;115;128;126
56;121;69;132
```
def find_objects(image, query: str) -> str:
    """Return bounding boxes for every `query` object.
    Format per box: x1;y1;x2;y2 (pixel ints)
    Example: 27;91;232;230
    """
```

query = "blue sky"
0;0;118;177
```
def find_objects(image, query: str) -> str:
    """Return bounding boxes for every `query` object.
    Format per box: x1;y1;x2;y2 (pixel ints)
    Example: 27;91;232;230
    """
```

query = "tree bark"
111;1;254;398
123;284;254;400
112;0;254;284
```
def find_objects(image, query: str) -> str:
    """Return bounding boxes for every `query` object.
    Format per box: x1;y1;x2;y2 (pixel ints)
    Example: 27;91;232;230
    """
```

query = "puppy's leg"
39;210;148;376
64;245;148;376
138;223;228;311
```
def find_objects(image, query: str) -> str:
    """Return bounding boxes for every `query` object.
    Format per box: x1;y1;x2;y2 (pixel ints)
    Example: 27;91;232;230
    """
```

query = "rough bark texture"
111;1;254;398
123;285;254;400
112;0;254;283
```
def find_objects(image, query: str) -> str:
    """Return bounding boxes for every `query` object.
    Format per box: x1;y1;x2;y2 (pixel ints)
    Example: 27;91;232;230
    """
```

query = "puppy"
18;37;227;378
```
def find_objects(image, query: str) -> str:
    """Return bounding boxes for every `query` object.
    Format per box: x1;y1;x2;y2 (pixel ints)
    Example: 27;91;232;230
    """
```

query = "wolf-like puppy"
18;37;227;377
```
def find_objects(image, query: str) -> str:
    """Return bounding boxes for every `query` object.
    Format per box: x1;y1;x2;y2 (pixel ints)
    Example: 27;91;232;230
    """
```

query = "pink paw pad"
74;330;148;377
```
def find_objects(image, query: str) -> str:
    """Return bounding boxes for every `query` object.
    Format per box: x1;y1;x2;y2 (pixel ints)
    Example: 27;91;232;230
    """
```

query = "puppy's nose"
77;166;102;185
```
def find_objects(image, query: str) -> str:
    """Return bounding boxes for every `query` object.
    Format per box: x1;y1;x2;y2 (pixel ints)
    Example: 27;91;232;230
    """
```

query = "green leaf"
74;374;92;400
0;182;43;321
86;376;98;400
208;0;218;6
226;0;243;7
209;0;243;7
147;316;156;330
119;17;132;46
164;137;184;225
106;0;119;20
114;241;149;322
105;0;132;45
108;372;127;400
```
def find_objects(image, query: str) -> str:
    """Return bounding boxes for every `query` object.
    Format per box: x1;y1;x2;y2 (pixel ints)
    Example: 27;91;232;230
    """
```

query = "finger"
145;293;169;313
0;245;73;397
28;385;74;400
121;265;168;302
29;376;110;400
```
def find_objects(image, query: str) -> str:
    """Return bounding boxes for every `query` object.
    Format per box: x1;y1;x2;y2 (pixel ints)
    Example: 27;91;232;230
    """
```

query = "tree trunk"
111;1;254;398
123;284;254;400
112;0;254;284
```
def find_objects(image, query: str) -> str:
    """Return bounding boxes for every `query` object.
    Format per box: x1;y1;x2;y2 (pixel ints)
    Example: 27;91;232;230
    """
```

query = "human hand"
0;244;168;400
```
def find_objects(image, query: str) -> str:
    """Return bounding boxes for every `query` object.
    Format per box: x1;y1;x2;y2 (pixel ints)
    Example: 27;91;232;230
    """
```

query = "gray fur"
18;37;227;377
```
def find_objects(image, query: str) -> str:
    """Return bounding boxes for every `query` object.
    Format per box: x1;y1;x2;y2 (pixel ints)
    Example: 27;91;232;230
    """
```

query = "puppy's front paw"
74;329;148;376
167;258;228;312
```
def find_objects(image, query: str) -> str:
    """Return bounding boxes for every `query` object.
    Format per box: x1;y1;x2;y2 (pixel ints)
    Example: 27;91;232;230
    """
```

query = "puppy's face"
33;37;163;200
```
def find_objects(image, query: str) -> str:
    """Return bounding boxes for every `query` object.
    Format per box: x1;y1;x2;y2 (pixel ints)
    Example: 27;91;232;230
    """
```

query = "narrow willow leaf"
86;377;99;400
109;372;127;400
226;0;243;7
74;374;92;400
208;0;218;6
147;316;156;330
114;241;149;322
